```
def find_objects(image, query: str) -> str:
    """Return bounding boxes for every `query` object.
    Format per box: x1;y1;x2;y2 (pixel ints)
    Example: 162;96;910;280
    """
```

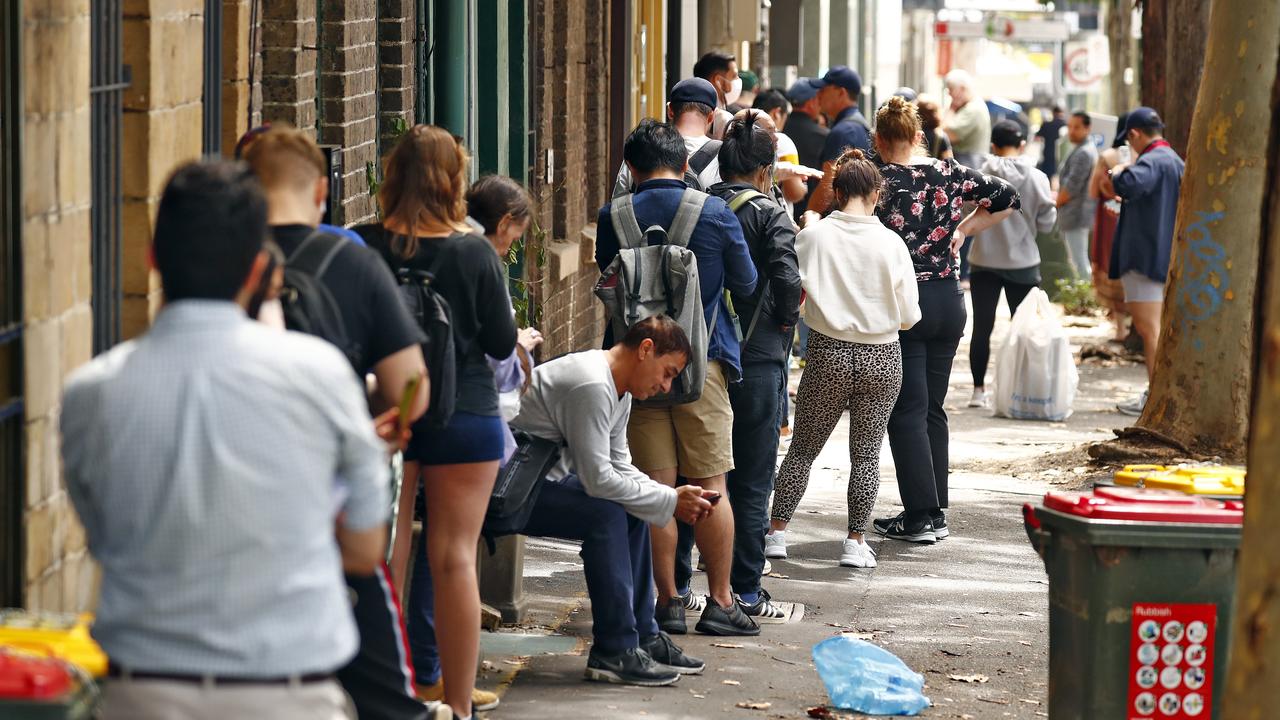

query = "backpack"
722;189;772;343
595;187;714;407
281;230;362;370
395;238;458;429
683;140;721;191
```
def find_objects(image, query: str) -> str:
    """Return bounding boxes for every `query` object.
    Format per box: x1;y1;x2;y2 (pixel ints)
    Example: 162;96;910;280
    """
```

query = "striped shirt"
61;301;389;675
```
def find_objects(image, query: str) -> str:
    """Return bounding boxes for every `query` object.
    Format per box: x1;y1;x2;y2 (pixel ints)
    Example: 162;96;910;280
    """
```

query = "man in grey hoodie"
967;120;1057;407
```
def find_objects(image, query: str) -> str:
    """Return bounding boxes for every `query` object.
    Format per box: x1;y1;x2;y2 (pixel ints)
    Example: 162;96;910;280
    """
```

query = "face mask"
318;199;327;219
725;76;743;106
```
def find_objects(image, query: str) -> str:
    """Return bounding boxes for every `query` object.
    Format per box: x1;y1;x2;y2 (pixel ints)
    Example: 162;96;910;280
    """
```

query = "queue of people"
59;48;1185;720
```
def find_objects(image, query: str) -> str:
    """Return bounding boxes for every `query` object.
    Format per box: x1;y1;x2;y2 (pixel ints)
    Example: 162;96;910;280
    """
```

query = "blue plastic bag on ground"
812;636;931;716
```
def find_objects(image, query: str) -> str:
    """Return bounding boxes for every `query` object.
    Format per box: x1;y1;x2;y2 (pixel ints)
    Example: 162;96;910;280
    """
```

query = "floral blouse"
875;157;1021;282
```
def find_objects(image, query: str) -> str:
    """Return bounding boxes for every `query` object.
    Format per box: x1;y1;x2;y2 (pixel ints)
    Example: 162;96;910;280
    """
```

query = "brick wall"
318;0;379;225
528;0;610;358
21;0;96;612
377;0;415;147
121;0;205;339
260;0;317;132
221;0;262;154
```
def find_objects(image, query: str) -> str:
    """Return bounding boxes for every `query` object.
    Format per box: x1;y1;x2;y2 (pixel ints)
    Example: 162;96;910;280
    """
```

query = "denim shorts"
404;411;506;465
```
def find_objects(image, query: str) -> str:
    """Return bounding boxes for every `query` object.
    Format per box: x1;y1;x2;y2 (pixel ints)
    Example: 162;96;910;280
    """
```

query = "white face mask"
318;199;327;220
725;76;743;106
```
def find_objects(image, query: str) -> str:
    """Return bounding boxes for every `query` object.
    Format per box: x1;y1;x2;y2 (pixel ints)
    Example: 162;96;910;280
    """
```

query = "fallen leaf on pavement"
1018;612;1037;617
977;697;1011;705
735;702;772;710
1019;641;1034;647
945;623;969;628
1020;698;1041;705
939;648;965;657
767;572;791;579
722;679;741;685
691;694;705;699
712;643;745;648
949;674;989;683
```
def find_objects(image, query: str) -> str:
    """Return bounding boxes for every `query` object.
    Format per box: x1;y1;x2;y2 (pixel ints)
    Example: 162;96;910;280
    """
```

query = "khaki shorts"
628;360;735;479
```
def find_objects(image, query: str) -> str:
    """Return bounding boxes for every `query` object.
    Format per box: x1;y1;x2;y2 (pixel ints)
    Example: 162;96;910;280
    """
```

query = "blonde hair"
379;125;471;258
874;96;925;156
242;124;326;193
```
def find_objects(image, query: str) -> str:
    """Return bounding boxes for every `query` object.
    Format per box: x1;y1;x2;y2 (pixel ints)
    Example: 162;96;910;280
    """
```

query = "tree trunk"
1106;0;1139;114
1140;0;1166;112
1222;3;1280;713
1161;0;1213;153
1136;0;1271;456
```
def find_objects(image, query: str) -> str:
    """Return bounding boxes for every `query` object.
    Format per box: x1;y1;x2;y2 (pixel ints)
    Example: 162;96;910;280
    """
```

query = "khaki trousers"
101;676;352;720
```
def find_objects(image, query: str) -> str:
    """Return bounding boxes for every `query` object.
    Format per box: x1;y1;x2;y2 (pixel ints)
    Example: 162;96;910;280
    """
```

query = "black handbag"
482;430;562;551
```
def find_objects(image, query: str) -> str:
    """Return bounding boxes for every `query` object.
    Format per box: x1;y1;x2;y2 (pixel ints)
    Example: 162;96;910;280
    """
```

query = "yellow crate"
1114;465;1246;498
0;609;107;678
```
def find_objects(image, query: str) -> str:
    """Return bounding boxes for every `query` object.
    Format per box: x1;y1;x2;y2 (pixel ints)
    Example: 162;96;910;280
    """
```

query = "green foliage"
365;117;412;204
1054;278;1101;316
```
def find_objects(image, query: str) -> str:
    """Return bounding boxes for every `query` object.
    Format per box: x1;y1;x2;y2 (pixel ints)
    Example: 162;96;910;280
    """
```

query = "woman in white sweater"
765;148;921;569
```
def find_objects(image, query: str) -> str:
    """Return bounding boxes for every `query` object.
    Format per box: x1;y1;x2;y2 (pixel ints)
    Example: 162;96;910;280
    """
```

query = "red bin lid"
1043;485;1243;525
0;649;75;700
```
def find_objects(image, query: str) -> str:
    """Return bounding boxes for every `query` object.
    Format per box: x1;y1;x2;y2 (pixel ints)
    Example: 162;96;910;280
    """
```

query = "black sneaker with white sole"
694;599;761;636
931;512;949;540
655;599;687;635
872;511;904;536
880;515;937;543
640;631;705;674
737;589;788;624
584;647;680;687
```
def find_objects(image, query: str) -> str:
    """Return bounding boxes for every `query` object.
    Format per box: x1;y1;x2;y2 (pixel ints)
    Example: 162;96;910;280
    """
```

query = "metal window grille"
202;0;222;155
90;0;126;353
0;0;25;607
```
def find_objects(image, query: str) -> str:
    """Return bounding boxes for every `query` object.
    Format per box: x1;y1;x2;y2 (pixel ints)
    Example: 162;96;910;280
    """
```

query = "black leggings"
969;271;1037;388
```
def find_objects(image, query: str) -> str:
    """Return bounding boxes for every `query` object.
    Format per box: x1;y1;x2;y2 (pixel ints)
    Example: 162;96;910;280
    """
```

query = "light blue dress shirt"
61;300;389;676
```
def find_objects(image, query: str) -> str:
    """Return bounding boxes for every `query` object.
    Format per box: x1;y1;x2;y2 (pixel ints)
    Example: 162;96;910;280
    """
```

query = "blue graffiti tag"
1175;210;1228;351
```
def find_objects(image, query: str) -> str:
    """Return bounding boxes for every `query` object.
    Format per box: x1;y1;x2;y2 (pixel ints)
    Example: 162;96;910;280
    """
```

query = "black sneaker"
694;599;761;636
931;511;950;540
737;589;789;624
655;598;687;635
872;511;904;535
641;631;705;674
584;647;680;687
881;514;937;543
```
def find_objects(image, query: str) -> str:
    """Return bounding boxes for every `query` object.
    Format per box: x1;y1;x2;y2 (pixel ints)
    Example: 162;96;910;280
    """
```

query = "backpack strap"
688;140;721;177
666;188;708;248
728;189;767;213
287;230;346;280
725;190;775;343
609;194;645;250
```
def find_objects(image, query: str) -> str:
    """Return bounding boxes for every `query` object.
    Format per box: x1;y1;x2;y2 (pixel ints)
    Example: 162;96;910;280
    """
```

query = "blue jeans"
408;476;659;681
674;362;786;597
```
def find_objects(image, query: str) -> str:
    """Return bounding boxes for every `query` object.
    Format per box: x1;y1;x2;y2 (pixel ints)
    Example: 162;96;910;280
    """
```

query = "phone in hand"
704;491;722;506
398;374;423;432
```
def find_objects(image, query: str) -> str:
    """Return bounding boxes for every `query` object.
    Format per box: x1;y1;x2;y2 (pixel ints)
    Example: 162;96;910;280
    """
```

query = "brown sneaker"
415;679;500;712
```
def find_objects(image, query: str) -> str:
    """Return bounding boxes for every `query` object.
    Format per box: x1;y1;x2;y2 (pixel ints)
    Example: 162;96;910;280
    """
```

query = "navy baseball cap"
1126;106;1165;131
1112;112;1129;148
669;78;718;109
787;78;819;104
811;66;862;97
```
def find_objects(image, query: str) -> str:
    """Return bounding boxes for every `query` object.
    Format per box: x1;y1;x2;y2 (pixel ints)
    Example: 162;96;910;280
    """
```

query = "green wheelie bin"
1023;486;1242;719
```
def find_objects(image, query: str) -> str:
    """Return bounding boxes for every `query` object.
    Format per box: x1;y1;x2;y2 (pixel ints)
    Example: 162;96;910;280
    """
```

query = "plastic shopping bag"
994;287;1079;421
812;636;931;716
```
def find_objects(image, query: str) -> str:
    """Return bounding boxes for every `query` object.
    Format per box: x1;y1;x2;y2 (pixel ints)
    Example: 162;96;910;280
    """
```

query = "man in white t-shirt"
612;78;724;197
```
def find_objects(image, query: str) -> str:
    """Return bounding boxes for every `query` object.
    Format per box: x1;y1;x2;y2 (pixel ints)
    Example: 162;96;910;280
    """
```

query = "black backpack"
683;140;721;190
281;231;362;369
395;239;457;429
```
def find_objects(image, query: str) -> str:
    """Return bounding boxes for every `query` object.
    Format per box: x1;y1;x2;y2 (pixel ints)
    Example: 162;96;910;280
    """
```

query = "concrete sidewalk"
477;301;1146;719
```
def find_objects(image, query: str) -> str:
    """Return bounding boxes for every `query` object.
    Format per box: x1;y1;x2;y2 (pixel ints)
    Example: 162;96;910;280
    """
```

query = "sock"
676;586;690;598
906;508;932;525
738;591;759;605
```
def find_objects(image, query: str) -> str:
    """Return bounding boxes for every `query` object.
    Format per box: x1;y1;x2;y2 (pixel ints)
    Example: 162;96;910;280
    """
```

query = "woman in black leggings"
868;97;1020;544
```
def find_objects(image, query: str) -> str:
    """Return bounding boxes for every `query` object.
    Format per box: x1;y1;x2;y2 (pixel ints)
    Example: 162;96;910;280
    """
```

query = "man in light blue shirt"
61;161;394;720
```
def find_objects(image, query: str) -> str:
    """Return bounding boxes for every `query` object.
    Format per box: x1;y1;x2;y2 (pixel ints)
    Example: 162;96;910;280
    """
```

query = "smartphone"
705;491;722;506
398;374;423;432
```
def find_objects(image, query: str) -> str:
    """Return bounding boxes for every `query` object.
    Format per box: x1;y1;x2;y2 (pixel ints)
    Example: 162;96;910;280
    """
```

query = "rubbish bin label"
1128;603;1215;719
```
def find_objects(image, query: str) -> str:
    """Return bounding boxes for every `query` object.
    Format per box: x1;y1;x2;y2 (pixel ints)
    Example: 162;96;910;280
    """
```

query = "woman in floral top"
868;96;1020;544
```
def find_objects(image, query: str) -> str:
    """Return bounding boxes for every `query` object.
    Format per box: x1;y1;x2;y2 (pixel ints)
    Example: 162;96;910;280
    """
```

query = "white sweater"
796;211;922;345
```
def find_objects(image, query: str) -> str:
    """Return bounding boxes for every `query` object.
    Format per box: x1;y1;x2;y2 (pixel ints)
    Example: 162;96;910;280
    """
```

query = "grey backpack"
595;188;714;406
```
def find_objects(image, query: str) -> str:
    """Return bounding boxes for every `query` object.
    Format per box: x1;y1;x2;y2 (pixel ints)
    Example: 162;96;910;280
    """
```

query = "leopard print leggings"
771;332;903;533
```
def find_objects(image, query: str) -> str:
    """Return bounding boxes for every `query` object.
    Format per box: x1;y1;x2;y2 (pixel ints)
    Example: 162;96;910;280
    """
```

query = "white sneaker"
764;532;787;559
1117;389;1149;417
968;387;989;408
762;559;772;576
839;538;877;568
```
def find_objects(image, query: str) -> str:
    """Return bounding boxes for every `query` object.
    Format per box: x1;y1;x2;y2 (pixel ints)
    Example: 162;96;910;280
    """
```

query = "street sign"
934;17;1071;42
1063;35;1110;91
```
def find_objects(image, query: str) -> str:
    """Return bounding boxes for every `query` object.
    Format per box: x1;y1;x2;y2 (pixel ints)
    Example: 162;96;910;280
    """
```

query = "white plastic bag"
993;288;1078;421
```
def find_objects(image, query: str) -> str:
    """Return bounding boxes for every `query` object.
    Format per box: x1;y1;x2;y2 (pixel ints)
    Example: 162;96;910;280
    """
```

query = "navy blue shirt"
820;106;872;164
596;179;758;379
1110;143;1184;282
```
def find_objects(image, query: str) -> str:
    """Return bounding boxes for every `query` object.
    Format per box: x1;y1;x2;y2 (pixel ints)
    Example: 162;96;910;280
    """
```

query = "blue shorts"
404;411;506;465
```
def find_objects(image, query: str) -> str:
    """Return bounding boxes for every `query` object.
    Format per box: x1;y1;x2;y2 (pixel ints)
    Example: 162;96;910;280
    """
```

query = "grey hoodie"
970;155;1057;270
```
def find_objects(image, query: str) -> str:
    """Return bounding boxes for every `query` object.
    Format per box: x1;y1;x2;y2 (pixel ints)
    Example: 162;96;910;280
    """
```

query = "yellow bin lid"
1114;465;1245;497
0;609;107;678
1114;464;1169;487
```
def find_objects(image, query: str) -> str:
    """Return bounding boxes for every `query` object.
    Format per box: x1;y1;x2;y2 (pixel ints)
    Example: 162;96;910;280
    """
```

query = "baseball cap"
1126;106;1165;131
893;87;918;102
991;119;1026;148
669;78;718;109
810;66;862;97
787;78;819;104
739;69;759;92
1112;112;1130;148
